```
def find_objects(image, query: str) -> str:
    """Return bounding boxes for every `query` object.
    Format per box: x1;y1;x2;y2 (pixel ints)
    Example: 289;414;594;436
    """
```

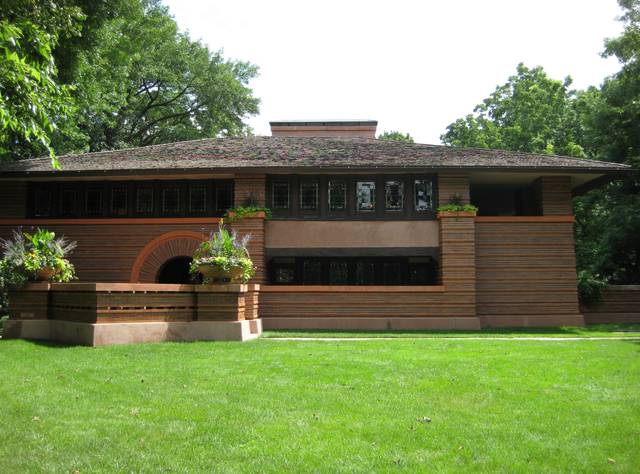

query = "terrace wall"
580;286;640;324
475;217;583;327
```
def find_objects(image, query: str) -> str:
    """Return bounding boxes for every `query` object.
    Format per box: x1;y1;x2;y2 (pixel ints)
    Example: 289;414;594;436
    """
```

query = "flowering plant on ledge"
189;226;255;284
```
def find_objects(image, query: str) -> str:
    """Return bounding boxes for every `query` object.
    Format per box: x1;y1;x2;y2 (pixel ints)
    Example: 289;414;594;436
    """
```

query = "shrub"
189;226;255;283
577;270;608;305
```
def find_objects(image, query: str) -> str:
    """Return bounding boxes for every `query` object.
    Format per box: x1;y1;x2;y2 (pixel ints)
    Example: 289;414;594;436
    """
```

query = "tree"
0;1;85;166
378;130;414;143
573;0;640;284
441;63;586;157
53;0;260;153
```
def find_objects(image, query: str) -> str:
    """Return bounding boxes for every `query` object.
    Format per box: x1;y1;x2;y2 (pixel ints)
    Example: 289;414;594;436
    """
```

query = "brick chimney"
270;120;377;138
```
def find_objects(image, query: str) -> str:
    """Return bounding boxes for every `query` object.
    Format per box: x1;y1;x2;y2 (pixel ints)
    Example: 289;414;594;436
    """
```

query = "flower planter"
198;264;245;283
437;211;477;218
226;211;267;219
36;266;59;281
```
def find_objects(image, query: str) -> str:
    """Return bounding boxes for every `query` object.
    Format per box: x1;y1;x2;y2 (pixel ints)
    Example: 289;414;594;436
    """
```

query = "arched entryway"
130;231;205;283
157;256;193;284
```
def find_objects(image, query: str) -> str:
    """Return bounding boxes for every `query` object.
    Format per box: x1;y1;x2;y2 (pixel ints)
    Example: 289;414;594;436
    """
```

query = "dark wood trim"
475;216;574;223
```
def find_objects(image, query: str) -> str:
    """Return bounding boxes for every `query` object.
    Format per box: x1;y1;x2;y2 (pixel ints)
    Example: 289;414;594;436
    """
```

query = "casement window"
299;181;318;210
356;181;376;212
328;179;347;211
59;188;78;216
385;180;404;211
189;185;207;213
271;258;296;284
414;179;433;212
33;189;52;217
27;180;232;218
162;186;180;214
215;182;234;214
269;256;438;286
85;187;103;216
355;261;376;285
111;186;128;216
329;260;349;285
272;182;290;209
302;259;323;284
136;187;154;214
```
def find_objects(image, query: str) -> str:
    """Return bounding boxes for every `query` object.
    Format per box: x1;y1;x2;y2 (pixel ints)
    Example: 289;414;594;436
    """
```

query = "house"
0;120;631;341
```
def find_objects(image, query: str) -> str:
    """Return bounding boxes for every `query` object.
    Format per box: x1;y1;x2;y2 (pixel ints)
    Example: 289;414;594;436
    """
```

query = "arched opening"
157;256;193;284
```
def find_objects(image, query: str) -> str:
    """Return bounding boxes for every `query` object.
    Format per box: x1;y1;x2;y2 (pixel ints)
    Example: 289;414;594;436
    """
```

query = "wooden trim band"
0;217;222;226
475;216;574;223
261;285;446;293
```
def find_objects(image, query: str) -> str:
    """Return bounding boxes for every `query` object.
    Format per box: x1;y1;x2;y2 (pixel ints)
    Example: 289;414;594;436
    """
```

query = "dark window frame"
267;174;437;220
26;180;233;219
268;256;438;286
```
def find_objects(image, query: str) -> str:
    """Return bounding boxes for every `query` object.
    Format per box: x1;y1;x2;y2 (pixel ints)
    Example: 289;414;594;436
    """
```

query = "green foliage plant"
377;131;414;143
0;228;77;314
437;193;479;213
224;206;272;223
577;270;608;305
189;225;255;283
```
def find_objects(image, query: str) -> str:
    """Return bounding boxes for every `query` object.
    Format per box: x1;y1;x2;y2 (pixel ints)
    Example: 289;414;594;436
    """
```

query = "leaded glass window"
272;182;289;209
385;180;404;211
137;187;154;214
162;187;180;213
414;179;433;211
328;180;347;211
356;181;376;212
85;188;103;216
189;185;207;213
299;181;318;210
111;187;128;216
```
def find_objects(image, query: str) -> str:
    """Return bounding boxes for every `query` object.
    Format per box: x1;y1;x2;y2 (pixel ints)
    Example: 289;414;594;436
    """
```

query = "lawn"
1;337;638;472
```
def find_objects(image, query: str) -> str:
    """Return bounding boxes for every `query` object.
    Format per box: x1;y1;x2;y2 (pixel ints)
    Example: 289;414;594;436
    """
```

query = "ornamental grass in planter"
189;226;255;284
0;228;77;314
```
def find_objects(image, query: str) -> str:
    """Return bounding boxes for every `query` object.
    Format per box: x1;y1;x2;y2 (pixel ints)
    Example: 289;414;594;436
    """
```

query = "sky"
163;0;625;144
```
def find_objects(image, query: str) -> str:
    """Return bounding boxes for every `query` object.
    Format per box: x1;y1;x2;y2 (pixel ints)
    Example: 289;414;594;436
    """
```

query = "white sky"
163;0;625;144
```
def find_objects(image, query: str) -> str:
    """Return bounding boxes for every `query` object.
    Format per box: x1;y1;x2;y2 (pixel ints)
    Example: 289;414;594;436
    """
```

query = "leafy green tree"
378;130;414;143
574;0;640;284
54;0;260;152
441;63;586;157
0;1;84;165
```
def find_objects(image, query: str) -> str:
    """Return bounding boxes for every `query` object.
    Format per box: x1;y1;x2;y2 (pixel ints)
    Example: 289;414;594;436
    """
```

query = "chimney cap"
269;119;378;127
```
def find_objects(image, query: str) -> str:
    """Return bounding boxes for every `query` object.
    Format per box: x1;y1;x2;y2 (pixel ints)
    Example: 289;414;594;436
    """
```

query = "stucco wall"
264;220;439;248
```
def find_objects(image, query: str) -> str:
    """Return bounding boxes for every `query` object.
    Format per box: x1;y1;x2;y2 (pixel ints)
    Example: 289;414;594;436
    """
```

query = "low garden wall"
4;283;261;345
580;285;640;324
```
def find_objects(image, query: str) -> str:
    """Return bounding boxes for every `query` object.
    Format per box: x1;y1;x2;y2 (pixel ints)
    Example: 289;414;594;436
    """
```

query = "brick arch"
130;231;205;283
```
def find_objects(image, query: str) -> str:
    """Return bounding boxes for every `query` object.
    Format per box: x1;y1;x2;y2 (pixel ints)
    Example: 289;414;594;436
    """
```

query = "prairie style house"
0;121;630;330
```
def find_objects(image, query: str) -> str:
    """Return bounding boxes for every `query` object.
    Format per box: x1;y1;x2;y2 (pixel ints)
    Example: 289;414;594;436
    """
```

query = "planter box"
437;211;477;218
226;211;267;219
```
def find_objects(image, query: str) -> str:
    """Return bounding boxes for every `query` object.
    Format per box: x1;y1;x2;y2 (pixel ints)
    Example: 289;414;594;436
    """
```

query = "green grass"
264;323;640;339
1;338;639;472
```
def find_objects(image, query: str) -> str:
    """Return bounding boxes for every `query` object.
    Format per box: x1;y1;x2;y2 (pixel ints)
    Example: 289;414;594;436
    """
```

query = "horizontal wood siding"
438;173;470;205
475;221;583;326
234;174;266;207
535;176;573;215
581;286;640;323
0;220;264;283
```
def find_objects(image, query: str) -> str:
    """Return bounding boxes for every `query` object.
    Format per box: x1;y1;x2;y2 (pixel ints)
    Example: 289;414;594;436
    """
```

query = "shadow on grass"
1;338;78;349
